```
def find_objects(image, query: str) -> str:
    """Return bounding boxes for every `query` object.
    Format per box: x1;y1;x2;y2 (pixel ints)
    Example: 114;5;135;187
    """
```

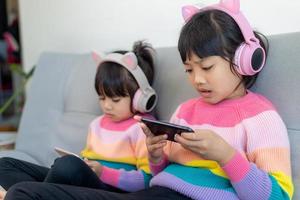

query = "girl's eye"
202;65;213;71
99;96;105;101
112;98;120;103
185;69;193;73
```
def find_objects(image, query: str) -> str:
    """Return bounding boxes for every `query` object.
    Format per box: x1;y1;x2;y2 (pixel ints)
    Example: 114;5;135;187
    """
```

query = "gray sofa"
0;32;299;199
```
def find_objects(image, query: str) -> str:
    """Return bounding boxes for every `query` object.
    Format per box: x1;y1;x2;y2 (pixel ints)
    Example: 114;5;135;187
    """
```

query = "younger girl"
142;0;294;199
0;40;157;199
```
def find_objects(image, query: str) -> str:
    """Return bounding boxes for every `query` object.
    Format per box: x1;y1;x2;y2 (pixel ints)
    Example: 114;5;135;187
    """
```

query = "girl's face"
184;52;246;104
99;95;134;122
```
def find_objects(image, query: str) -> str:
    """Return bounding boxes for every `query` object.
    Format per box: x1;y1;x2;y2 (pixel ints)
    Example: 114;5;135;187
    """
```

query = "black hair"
178;10;268;89
94;40;155;112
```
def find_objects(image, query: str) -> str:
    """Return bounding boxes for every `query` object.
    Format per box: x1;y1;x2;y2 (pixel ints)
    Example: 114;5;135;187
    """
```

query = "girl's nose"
103;101;113;110
194;70;206;85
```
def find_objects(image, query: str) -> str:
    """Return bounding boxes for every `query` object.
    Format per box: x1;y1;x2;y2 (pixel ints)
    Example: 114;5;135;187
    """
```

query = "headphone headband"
202;2;259;45
98;52;153;94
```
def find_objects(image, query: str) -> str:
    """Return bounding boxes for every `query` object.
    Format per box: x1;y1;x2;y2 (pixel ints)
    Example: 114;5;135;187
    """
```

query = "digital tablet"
54;147;81;158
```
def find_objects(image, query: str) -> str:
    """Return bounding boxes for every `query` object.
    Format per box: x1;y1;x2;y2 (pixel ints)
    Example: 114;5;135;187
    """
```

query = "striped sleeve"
223;110;294;200
100;166;151;192
149;154;169;175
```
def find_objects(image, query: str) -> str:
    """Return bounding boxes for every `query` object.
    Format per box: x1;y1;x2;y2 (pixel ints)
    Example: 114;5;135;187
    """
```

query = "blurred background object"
0;0;21;135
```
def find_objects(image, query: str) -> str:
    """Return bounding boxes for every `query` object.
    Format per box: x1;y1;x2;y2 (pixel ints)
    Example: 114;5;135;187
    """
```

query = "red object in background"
3;18;20;64
3;32;19;64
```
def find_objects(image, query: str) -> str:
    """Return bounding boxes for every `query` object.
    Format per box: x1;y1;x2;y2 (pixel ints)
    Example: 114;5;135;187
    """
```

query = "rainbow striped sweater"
81;115;152;192
150;91;293;200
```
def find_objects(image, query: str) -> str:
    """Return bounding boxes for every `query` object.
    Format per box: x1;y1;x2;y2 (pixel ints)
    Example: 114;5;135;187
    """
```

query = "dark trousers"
5;183;191;200
0;156;122;192
0;156;191;200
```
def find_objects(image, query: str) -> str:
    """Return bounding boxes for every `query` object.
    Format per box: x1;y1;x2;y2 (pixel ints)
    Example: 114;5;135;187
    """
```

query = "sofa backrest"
15;53;102;165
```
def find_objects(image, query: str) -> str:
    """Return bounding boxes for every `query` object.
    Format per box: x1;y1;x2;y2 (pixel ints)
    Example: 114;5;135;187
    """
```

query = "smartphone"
141;118;193;141
54;147;81;159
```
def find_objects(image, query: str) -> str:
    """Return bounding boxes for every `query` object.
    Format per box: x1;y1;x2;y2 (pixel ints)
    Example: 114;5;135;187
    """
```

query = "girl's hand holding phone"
174;129;236;166
84;158;103;176
139;121;168;164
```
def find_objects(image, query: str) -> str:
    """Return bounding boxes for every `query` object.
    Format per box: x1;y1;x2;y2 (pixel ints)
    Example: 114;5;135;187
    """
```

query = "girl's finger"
149;141;167;151
175;134;201;148
178;139;202;154
181;131;205;141
140;123;154;137
181;132;197;139
133;115;142;121
149;135;168;144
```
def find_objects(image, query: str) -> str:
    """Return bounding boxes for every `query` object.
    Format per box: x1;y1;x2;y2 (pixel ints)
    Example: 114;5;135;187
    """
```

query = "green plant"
0;65;35;114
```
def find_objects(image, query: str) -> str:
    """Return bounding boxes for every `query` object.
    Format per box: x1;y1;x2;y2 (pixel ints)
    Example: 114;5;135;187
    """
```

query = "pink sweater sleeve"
149;154;169;175
100;166;120;187
222;151;250;182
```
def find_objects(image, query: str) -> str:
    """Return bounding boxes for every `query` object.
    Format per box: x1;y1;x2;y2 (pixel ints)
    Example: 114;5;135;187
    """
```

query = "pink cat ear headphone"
92;51;157;113
182;0;266;76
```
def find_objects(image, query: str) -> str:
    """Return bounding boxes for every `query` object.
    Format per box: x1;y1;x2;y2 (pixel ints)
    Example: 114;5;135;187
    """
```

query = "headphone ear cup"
132;88;157;113
234;42;265;76
132;89;142;112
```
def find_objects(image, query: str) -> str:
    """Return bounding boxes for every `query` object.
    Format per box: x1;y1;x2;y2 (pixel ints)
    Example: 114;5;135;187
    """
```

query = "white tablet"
54;147;81;158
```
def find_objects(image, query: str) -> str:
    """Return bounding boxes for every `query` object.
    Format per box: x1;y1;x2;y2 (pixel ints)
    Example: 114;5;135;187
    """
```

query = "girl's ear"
220;0;240;13
91;51;103;65
182;5;199;22
122;52;138;70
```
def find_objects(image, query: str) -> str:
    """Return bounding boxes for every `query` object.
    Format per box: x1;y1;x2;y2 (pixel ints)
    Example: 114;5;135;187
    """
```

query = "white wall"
19;0;300;72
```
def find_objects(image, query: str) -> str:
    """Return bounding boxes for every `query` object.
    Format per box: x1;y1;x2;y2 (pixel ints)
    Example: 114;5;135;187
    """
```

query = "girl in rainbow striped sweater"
79;40;157;192
140;0;294;199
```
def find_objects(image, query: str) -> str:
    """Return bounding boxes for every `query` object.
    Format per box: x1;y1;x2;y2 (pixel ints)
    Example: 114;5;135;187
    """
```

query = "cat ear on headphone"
182;5;199;22
220;0;240;14
91;51;104;65
122;52;138;70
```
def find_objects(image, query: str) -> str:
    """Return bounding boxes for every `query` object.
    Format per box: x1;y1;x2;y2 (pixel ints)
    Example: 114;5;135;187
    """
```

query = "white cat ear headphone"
92;51;157;113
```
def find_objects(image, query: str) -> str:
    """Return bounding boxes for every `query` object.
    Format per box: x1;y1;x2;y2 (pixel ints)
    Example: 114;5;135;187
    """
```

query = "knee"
5;182;34;200
51;155;84;176
0;157;17;168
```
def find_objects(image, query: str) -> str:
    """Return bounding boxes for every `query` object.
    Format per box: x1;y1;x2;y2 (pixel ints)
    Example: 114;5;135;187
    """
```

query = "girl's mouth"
198;89;212;97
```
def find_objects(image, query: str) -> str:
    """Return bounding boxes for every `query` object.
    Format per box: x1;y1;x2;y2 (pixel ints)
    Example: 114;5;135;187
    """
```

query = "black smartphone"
141;118;194;141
